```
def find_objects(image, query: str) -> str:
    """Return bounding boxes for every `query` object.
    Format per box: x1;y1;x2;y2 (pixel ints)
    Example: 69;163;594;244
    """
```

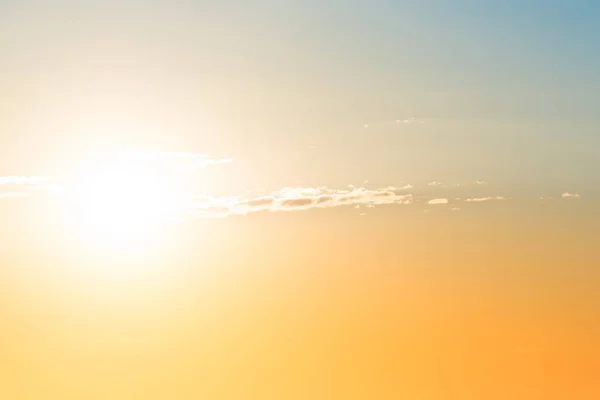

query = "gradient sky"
1;1;600;399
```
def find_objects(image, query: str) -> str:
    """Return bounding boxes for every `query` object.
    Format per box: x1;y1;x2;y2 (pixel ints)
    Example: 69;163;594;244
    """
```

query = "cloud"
0;176;47;185
396;117;419;125
561;192;581;199
192;186;413;218
427;180;487;188
103;151;232;170
464;196;505;202
0;176;55;200
383;184;412;191
428;198;449;205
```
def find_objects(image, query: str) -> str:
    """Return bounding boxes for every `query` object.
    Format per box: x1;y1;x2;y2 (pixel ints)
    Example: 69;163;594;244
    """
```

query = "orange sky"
2;202;599;399
2;2;600;399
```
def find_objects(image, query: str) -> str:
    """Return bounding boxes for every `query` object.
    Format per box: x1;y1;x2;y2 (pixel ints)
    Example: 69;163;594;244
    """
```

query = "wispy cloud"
561;192;581;199
0;176;47;185
192;186;413;218
395;117;421;125
464;196;505;202
428;180;487;188
383;184;412;191
0;176;52;199
112;151;232;169
428;198;449;205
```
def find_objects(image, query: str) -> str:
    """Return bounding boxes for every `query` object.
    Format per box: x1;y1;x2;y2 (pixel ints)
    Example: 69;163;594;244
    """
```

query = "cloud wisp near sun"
0;149;583;222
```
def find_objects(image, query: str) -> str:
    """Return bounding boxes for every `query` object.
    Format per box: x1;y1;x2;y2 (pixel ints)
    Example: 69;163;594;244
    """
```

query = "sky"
1;1;600;399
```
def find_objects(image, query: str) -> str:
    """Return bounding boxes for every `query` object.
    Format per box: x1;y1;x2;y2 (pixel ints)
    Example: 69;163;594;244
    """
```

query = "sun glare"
61;151;189;255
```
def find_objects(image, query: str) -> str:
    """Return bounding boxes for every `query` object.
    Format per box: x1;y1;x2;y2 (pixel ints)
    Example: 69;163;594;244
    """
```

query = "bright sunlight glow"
61;151;190;255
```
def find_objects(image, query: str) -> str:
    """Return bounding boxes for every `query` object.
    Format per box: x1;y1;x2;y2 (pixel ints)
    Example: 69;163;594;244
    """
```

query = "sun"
61;151;189;255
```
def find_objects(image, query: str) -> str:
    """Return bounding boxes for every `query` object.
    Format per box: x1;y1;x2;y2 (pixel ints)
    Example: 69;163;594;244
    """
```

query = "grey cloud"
279;198;314;208
247;197;275;207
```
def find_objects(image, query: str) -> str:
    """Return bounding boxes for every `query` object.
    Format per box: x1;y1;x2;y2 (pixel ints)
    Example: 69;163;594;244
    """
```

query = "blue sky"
1;1;599;195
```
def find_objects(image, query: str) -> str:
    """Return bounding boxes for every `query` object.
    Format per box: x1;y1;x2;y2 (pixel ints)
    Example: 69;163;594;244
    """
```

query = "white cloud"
0;176;53;200
383;184;412;191
97;150;232;170
192;186;413;218
396;117;419;125
428;181;443;187
0;176;47;185
428;198;448;205
472;180;487;185
561;192;581;199
464;196;505;202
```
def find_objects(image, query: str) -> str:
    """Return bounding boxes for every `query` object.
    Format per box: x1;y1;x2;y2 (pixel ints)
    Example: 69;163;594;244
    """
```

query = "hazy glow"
61;151;188;254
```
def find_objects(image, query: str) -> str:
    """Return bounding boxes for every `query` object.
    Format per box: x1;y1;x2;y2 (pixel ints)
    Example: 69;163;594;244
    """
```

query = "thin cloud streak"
111;151;232;169
561;192;581;199
428;198;449;205
464;196;505;202
0;176;47;185
192;186;414;218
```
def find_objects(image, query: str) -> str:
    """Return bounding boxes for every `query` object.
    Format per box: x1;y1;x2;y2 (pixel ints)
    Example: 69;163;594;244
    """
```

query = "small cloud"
363;124;370;128
428;181;443;187
359;213;367;216
472;180;487;185
464;196;505;202
561;192;581;199
397;117;419;125
363;180;369;184
383;184;412;191
428;198;449;205
450;207;461;211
